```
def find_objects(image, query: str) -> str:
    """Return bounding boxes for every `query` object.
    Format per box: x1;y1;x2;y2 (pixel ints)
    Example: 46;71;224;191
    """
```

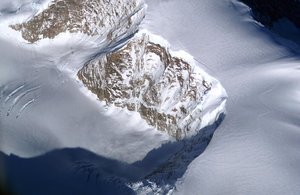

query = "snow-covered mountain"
78;30;226;139
10;0;145;44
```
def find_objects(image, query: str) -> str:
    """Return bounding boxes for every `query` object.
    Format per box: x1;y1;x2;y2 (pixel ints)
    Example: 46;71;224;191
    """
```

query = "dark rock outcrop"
10;0;144;43
78;32;225;139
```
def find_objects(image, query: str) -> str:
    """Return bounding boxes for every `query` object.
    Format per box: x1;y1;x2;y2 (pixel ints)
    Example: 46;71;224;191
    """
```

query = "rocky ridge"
78;32;225;139
10;0;145;43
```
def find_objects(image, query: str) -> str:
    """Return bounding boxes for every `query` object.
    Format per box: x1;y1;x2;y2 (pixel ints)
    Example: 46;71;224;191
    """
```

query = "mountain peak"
78;31;226;139
10;0;145;43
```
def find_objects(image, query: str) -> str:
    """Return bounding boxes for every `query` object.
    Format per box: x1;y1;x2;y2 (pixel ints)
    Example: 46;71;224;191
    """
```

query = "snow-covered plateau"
1;0;300;194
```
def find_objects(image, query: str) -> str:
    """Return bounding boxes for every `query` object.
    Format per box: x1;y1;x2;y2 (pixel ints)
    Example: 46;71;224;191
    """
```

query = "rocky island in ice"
10;0;146;44
78;31;226;139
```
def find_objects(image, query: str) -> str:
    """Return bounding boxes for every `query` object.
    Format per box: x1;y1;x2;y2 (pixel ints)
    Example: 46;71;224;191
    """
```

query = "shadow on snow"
0;114;225;195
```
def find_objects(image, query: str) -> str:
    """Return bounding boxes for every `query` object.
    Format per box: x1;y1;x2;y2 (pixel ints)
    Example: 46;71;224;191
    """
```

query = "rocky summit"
11;0;145;43
78;32;220;139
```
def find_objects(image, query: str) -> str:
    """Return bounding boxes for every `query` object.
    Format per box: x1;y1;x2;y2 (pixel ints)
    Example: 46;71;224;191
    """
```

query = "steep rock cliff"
10;0;145;44
78;31;226;139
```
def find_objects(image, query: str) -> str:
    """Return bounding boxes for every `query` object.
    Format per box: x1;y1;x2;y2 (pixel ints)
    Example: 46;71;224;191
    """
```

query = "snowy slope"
143;0;300;194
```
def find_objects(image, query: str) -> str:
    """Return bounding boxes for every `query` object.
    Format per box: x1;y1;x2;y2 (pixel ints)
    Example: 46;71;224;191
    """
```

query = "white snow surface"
143;0;300;194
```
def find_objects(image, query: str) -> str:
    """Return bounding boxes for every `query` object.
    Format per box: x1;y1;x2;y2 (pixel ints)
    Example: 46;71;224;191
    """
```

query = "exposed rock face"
241;0;300;28
10;0;145;43
78;32;220;139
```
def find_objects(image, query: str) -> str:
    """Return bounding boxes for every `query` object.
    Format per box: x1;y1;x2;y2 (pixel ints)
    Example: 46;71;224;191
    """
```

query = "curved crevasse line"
6;86;40;116
4;84;25;102
16;98;35;118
